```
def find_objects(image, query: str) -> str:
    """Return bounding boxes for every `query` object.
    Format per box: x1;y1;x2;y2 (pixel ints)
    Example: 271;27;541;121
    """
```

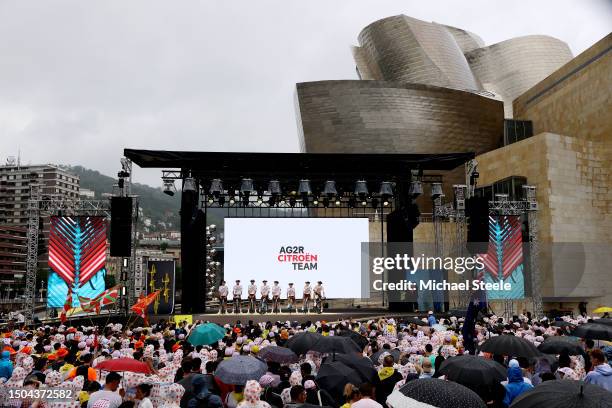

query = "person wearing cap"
233;280;243;314
259;280;271;314
271;281;281;313
286;283;296;313
313;281;325;314
427;311;437;327
248;280;258;313
218;280;229;314
302;281;312;313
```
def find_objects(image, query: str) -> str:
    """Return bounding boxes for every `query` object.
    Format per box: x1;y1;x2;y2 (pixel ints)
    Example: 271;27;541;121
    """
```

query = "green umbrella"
187;322;226;345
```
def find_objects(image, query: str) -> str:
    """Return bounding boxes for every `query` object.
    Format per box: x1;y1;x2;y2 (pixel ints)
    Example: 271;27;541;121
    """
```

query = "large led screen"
481;215;525;299
47;216;107;308
223;218;369;298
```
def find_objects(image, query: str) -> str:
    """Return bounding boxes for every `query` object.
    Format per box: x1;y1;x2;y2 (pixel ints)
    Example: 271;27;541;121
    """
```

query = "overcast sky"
1;0;610;187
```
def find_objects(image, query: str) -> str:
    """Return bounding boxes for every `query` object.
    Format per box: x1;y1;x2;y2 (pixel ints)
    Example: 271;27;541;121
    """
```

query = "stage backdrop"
145;259;176;314
47;216;107;308
224;217;369;298
482;215;525;299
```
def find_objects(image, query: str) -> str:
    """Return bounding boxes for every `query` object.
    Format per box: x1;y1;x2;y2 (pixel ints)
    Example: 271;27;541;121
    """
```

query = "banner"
173;315;193;325
145;259;176;314
47;216;107;308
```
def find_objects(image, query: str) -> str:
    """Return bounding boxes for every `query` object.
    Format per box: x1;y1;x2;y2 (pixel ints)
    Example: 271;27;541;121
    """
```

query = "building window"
503;120;533;146
475;176;528;201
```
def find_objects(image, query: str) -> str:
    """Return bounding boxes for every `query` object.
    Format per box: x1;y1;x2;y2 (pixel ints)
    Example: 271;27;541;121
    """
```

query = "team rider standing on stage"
271;280;281;313
287;282;296;312
260;280;270;313
247;279;257;313
302;281;312;313
232;279;243;314
313;280;326;314
218;280;228;314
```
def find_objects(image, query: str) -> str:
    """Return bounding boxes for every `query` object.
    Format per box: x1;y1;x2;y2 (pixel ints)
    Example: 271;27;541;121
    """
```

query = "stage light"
383;200;390;206
268;180;281;195
183;177;197;193
354;180;368;196
229;196;236;205
298;179;311;195
322;181;338;196
209;179;223;197
379;181;393;196
208;197;214;204
240;178;254;195
409;180;422;198
335;198;341;206
162;179;176;196
431;182;443;199
313;198;319;205
361;200;367;206
257;195;263;204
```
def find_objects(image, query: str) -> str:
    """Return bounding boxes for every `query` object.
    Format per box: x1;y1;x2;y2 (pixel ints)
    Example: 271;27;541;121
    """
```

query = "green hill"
68;165;180;231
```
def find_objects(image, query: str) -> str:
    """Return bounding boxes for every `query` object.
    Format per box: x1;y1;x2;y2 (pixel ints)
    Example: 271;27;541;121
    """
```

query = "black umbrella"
479;335;541;358
310;336;362;355
438;355;506;386
572;323;612;340
338;330;369;349
552;320;576;328
257;345;299;364
324;353;378;383
316;361;362;405
593;318;612;327
370;348;401;364
510;380;612;408
286;332;322;355
391;378;486;408
537;336;585;356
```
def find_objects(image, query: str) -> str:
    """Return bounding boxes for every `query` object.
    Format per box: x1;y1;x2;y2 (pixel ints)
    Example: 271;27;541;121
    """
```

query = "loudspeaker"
110;197;133;257
466;196;489;254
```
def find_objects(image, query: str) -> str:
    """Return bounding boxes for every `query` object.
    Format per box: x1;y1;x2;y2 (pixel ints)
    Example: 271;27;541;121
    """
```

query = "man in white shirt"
260;280;270;314
351;383;382;408
87;371;124;408
247;279;258;313
218;281;228;314
271;281;281;313
286;283;296;312
302;281;312;313
313;281;325;314
232;280;243;314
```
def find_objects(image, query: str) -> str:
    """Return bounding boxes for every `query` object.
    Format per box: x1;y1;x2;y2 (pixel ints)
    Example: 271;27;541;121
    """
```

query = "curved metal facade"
356;15;480;90
295;80;503;154
465;35;573;117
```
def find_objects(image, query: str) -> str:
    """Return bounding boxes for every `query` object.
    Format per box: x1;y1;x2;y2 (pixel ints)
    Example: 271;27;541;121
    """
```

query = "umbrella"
537;336;585;356
96;358;152;374
257;346;299;364
310;336;361;355
370;348;401;364
338;330;369;349
592;306;612;314
324;353;378;383
593;318;612;327
404;317;429;327
572;323;612;340
387;391;438;408
215;355;267;385
286;332;322;355
510;380;612;408
393;378;486;408
552;320;576;328
479;335;541;358
438;355;506;386
187;323;226;346
316;361;362;405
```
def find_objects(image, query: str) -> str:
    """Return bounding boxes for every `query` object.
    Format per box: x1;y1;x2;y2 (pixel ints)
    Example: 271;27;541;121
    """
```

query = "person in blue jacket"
503;365;533;406
427;311;437;326
0;350;13;380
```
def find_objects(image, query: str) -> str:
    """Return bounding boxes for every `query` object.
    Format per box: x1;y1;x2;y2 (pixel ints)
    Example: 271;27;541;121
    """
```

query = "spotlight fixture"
240;178;254;195
257;195;263;204
361;200;367;206
183;177;197;193
354;180;368;196
208;197;214;204
229;196;236;205
268;180;281;196
298;179;312;196
209;179;223;197
322;181;338;196
162;178;176;196
409;180;423;198
313;198;319;206
335;198;341;206
431;182;444;199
